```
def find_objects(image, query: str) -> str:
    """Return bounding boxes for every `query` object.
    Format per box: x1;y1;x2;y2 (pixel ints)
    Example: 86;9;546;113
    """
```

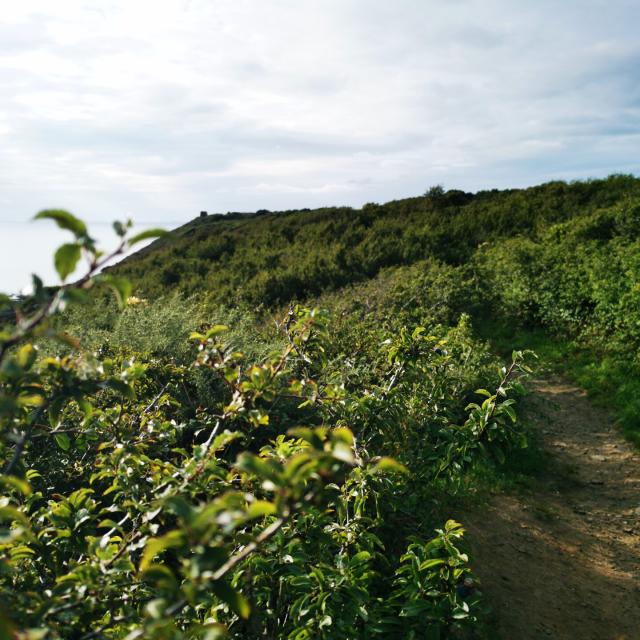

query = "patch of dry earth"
461;378;640;640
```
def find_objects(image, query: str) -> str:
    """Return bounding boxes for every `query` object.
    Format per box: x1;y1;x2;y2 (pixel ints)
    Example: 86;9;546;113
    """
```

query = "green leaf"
113;221;128;237
211;581;251;619
349;551;371;567
331;427;354;446
54;243;82;281
140;564;178;591
243;500;277;521
236;453;282;485
419;558;446;570
370;457;408;475
319;615;332;629
54;433;71;451
140;531;185;571
164;496;194;523
0;609;16;640
16;394;44;408
97;274;132;308
31;274;44;296
16;344;37;369
205;325;229;339
444;519;463;532
287;427;326;450
127;228;168;246
501;402;517;423
10;545;35;560
35;209;87;237
0;475;32;496
200;624;229;640
25;469;42;481
331;442;355;464
0;506;31;529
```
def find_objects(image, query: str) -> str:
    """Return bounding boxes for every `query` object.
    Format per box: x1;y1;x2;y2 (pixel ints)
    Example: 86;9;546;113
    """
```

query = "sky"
1;0;639;290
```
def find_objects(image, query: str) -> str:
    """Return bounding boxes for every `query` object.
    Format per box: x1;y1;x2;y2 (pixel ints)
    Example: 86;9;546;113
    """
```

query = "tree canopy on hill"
111;174;640;306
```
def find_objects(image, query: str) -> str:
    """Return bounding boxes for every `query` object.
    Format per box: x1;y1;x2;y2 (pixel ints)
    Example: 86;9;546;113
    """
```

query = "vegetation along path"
461;377;640;640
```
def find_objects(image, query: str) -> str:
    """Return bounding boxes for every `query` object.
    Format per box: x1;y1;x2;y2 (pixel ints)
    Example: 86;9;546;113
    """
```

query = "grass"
474;315;640;448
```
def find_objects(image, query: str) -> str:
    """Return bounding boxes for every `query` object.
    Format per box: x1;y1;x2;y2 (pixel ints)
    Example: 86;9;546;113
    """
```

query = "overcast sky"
1;0;639;226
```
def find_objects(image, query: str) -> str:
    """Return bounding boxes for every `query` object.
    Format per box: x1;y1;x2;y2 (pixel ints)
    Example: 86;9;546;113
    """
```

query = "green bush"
0;212;532;638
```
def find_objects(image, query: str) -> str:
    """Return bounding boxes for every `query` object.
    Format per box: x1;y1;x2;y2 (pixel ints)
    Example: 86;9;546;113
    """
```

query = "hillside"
108;175;640;442
2;175;640;639
112;175;640;306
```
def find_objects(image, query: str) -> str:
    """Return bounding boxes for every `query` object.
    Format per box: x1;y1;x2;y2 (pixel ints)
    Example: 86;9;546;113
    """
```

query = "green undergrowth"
475;316;640;448
55;294;281;364
1;213;538;639
112;175;640;307
432;415;550;518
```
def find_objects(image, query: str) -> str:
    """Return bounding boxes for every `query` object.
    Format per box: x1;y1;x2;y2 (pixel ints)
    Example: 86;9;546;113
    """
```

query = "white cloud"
0;0;638;228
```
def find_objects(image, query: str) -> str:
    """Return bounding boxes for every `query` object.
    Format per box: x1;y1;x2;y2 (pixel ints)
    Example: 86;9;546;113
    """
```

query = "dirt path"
461;378;640;640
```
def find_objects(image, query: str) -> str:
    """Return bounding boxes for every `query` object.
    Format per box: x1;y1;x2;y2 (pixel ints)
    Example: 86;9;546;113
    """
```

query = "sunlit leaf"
54;243;82;281
127;228;168;246
35;209;87;237
140;531;185;572
370;457;408;475
54;433;71;451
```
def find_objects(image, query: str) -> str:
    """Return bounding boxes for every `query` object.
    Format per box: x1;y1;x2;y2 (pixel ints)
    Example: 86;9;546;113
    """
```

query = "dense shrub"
476;198;640;362
0;213;532;639
111;176;640;306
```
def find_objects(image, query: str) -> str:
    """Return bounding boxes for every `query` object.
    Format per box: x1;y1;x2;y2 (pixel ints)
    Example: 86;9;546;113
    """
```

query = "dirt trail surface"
461;378;640;640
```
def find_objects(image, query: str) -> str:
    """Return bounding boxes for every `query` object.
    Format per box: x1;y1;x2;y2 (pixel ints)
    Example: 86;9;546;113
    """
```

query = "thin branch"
0;240;126;364
79;615;128;640
212;515;286;582
0;240;127;470
142;383;170;415
102;530;141;571
164;514;288;619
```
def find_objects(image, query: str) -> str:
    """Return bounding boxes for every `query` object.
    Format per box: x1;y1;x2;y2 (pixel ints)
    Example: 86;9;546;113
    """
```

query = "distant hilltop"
107;174;640;307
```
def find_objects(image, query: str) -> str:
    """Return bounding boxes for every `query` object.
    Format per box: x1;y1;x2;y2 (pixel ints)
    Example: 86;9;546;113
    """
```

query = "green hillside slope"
2;175;640;639
109;173;640;443
112;175;640;306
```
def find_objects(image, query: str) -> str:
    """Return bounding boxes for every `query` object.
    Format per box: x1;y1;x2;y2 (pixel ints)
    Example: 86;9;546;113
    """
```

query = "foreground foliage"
0;213;532;638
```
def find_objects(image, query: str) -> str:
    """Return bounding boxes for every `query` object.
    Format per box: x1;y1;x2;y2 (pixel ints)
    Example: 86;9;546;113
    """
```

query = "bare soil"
460;378;640;640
